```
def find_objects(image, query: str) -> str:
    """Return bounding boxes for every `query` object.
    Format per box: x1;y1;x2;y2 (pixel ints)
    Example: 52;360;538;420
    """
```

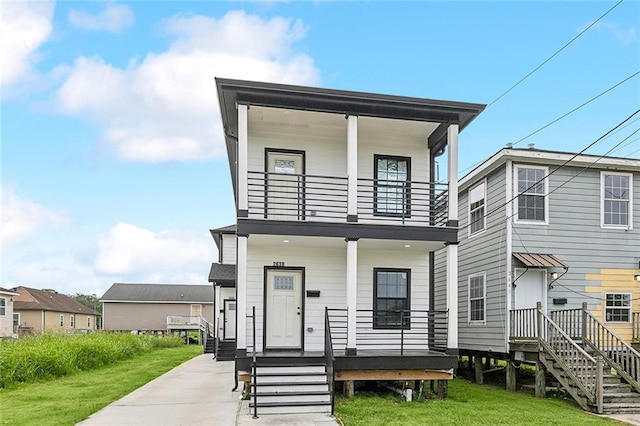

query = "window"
70;315;75;328
0;298;5;316
515;166;547;223
374;155;410;216
13;313;20;328
468;273;486;323
87;316;91;328
60;314;64;327
605;293;631;322
373;268;410;329
602;172;632;228
469;181;486;235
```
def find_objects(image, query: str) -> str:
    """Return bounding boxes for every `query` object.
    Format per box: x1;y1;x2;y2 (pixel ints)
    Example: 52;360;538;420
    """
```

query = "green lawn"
1;345;202;426
336;379;622;426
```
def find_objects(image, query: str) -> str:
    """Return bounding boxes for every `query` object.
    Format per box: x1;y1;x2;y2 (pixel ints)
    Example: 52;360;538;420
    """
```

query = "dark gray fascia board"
216;78;486;197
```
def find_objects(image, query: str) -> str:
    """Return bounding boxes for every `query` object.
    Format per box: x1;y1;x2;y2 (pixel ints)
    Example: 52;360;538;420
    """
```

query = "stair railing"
250;306;258;419
537;302;602;413
325;307;336;416
551;303;640;394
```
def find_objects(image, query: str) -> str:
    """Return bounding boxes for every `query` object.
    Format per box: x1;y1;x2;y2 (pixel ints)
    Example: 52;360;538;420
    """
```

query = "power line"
487;0;625;107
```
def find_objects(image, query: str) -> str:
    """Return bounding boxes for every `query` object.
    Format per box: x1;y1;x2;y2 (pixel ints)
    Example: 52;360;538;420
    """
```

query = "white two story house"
215;78;485;414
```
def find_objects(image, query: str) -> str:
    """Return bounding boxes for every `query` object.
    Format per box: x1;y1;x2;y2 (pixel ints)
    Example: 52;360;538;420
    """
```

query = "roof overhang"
513;252;567;268
208;263;236;285
216;78;486;197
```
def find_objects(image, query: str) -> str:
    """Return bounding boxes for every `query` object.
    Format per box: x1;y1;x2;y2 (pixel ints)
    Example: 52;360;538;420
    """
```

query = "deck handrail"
509;308;537;339
633;312;640;342
325;307;336;416
326;308;448;353
552;303;640;395
537;303;602;412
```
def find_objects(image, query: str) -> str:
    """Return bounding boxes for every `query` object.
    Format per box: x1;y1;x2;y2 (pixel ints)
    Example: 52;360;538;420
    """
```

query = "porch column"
237;104;249;217
346;238;358;355
347;115;358;222
236;235;248;354
447;124;459;227
446;242;458;351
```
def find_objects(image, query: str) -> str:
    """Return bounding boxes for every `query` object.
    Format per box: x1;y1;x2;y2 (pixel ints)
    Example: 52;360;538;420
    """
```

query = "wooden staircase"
249;363;332;415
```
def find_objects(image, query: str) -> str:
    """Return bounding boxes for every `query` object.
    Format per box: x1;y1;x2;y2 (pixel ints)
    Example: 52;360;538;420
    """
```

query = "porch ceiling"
248;234;444;252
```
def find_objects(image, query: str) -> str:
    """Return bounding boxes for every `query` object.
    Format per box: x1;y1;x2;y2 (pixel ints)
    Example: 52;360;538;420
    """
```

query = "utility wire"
487;0;625;107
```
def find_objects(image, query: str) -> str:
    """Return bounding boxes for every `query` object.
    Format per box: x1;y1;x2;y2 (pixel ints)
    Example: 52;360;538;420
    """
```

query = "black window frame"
373;155;411;218
373;268;411;329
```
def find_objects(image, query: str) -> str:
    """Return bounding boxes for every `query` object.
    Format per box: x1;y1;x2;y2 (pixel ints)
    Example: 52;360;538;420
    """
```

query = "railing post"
596;355;604;414
582;302;588;343
536;302;543;344
400;310;405;356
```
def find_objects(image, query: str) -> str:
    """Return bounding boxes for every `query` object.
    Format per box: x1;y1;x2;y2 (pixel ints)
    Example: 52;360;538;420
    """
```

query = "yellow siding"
585;268;640;343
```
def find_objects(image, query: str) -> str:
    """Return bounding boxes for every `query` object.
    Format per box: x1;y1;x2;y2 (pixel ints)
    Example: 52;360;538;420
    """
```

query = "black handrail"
324;307;336;416
251;306;258;419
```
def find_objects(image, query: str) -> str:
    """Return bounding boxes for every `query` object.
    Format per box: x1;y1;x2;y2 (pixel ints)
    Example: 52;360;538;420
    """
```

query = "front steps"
204;337;215;354
249;363;332;415
216;340;235;361
597;374;640;414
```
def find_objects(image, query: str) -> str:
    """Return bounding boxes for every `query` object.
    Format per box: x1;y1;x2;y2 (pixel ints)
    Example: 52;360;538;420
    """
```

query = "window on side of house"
87;316;91;328
515;165;548;223
373;268;410;329
469;181;486;235
605;293;631;322
70;315;75;328
13;313;19;328
60;314;64;327
0;298;5;316
468;273;486;324
601;172;632;228
374;155;411;217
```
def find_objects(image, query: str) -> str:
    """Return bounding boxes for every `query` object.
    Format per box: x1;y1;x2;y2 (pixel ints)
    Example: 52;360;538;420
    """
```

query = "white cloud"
53;10;320;162
0;185;70;248
68;3;134;33
0;1;54;87
94;223;214;280
592;22;637;45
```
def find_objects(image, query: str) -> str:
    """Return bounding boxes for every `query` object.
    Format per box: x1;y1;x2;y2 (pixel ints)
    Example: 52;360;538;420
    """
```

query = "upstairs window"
468;273;486;323
515;166;548;223
374;155;410;217
605;293;630;323
602;172;632;228
373;268;410;329
469;181;486;235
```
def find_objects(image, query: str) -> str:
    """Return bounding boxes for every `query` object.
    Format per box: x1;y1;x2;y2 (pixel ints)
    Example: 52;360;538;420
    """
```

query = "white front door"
514;269;546;311
265;268;303;349
223;299;236;340
266;150;304;219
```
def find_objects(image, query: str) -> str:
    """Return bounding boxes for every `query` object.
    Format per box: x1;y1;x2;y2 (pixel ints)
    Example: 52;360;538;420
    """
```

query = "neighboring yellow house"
13;286;99;335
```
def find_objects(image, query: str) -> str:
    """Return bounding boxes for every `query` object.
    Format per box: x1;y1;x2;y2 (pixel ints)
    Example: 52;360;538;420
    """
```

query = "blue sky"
2;1;639;297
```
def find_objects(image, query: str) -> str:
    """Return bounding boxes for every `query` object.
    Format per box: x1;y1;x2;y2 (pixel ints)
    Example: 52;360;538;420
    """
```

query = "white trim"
513;164;549;225
446;244;458;348
505;160;513;349
468;179;487;237
447;124;459;222
468;272;487;325
0;297;6;316
600;171;633;230
604;292;632;323
347;115;358;217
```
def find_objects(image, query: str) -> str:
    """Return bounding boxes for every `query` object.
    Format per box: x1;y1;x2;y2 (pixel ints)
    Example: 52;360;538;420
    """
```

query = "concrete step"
249;401;332;415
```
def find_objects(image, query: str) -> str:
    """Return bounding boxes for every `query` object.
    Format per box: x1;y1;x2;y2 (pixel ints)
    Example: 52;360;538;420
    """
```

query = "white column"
447;124;459;224
236;235;248;351
446;243;458;350
347;115;358;220
237;104;249;214
346;239;358;353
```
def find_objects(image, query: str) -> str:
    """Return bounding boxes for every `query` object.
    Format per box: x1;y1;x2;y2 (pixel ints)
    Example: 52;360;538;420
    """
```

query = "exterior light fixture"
550;272;558;280
404;244;411;248
283;239;289;243
635;275;640;282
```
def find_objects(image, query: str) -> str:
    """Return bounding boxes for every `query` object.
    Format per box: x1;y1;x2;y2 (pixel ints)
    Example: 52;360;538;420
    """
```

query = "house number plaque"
273;261;285;267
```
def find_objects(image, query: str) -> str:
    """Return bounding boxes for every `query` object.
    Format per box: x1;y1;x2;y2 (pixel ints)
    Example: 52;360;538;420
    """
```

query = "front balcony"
246;171;449;227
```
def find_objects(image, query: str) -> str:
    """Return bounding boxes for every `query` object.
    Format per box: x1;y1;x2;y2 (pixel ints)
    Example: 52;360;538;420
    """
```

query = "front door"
514;269;546;311
223;299;236;340
266;150;305;219
265;268;303;349
190;304;202;317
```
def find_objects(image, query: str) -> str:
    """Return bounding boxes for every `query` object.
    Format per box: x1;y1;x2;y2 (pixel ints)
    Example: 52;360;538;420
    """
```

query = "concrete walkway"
77;354;339;426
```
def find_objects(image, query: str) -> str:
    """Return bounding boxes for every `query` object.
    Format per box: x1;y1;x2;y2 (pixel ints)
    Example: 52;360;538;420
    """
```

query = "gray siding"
457;166;509;353
103;302;214;331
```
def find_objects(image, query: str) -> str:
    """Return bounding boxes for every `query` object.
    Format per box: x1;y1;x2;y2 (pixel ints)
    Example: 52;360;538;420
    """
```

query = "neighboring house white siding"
221;234;237;265
0;294;15;337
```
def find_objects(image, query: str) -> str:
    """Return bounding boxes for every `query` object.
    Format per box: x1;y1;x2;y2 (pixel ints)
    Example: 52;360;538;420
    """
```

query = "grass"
335;379;622;426
0;333;184;387
0;345;202;426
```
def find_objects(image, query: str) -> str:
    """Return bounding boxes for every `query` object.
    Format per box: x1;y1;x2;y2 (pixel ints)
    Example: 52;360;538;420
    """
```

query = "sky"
1;1;639;298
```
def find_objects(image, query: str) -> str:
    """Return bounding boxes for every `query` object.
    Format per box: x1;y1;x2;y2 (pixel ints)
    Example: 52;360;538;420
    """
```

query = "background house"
13;286;99;334
101;283;214;334
0;287;20;338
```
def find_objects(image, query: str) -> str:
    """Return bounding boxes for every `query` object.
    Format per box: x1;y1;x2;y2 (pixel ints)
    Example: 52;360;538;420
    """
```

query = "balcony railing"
166;315;212;331
327;308;448;354
246;171;449;226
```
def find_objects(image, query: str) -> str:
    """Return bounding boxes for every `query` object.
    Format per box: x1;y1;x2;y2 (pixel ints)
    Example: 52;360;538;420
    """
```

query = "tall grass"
0;333;184;388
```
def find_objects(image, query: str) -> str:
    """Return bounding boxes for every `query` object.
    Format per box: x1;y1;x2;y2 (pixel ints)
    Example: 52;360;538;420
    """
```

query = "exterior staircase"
249;363;332;415
216;340;236;361
204;337;216;354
